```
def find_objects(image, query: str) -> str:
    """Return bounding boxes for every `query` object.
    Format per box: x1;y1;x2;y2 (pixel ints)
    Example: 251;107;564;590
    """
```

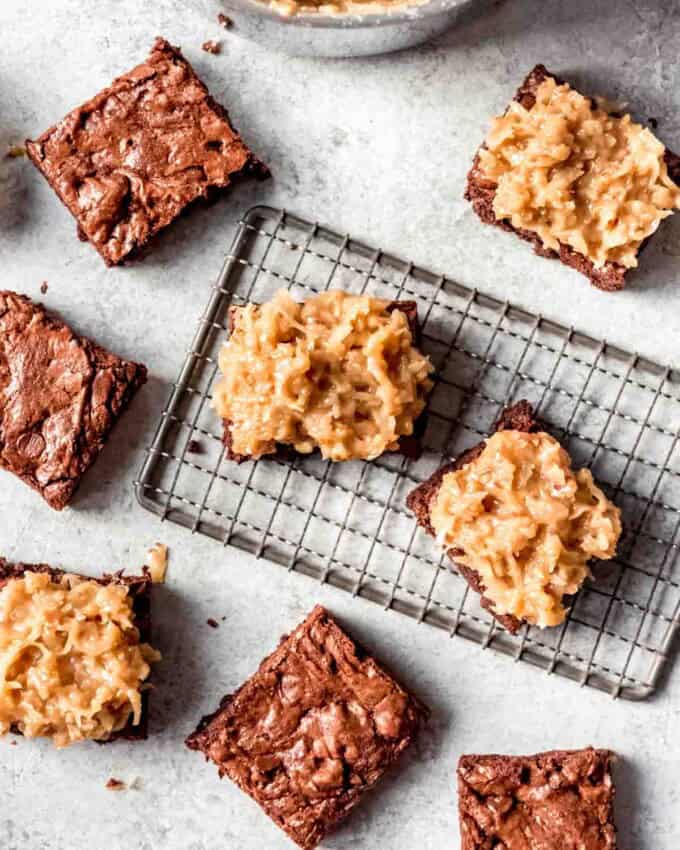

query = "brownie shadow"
613;755;645;850
0;127;33;236
72;373;168;513
147;583;214;739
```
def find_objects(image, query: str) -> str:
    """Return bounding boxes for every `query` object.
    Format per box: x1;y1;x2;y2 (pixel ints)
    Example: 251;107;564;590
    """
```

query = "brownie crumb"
202;40;221;54
6;145;26;159
9;740;17;746
218;13;233;27
105;778;126;791
187;439;203;454
206;618;219;629
40;281;48;295
648;116;659;129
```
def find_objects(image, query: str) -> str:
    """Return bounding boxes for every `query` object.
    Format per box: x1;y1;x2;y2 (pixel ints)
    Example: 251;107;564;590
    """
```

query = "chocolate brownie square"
457;748;617;849
26;38;266;266
0;557;155;744
0;290;146;509
186;605;427;850
465;64;680;291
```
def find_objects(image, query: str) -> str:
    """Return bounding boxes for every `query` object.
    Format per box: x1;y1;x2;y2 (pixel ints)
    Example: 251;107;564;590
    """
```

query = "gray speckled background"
1;1;680;848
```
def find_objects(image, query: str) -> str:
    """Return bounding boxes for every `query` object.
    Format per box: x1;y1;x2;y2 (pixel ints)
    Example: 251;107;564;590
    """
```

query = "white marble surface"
1;1;680;848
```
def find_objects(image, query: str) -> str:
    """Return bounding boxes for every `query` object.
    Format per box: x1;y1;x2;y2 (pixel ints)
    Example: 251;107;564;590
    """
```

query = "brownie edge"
0;557;152;743
406;399;538;634
457;748;617;850
186;605;427;850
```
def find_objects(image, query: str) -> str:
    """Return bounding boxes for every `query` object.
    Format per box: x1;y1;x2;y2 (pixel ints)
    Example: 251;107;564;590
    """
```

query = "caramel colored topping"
213;290;433;461
478;76;680;268
431;431;621;627
146;543;168;584
0;573;160;747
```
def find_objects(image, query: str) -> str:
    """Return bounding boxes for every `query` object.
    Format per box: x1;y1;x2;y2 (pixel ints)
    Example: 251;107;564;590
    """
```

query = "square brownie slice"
406;400;621;634
465;64;680;290
186;605;427;850
0;557;156;746
26;38;266;266
0;290;147;509
217;294;432;464
457;748;617;849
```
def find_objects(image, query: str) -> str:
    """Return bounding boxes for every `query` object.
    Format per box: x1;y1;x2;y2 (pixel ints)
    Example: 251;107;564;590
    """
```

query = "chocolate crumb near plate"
105;778;126;791
187;439;203;454
206;618;219;629
40;281;48;294
202;40;221;54
217;13;233;27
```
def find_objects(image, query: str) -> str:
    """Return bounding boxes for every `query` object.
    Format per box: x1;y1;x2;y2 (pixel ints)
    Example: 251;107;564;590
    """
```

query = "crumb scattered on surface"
40;281;48;294
9;740;16;746
218;13;233;27
207;618;219;629
202;40;221;54
106;778;126;791
648;116;659;129
146;543;169;584
187;440;203;454
6;145;26;159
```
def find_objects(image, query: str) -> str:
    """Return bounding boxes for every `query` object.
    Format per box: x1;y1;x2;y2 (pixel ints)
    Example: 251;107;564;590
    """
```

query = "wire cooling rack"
136;205;680;700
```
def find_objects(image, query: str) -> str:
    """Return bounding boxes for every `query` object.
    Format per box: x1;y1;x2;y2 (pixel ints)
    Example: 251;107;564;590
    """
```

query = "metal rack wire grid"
136;205;680;700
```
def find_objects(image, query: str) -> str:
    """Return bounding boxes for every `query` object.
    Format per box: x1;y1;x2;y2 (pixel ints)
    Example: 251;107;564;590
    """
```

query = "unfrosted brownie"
0;557;157;746
26;38;266;266
186;605;427;850
457;748;617;849
0;290;146;509
466;64;680;290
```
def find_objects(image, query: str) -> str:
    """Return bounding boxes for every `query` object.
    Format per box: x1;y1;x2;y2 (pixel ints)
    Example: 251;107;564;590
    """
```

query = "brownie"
26;38;267;266
465;64;680;291
0;290;147;510
457;748;617;850
186;605;427;850
222;299;426;463
406;400;539;634
0;557;153;743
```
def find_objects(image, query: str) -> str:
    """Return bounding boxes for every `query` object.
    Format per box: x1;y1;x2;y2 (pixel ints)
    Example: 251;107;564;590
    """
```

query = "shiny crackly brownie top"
0;291;146;509
458;748;617;850
186;605;426;850
26;38;258;265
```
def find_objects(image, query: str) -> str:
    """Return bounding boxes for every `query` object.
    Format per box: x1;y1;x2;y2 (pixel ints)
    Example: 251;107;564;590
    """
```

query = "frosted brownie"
0;291;146;509
0;558;159;747
466;64;680;290
26;38;266;265
457;748;617;849
213;290;433;463
407;401;621;633
186;605;427;850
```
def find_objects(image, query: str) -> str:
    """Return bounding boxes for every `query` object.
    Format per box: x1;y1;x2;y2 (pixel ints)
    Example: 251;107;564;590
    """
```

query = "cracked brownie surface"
186;605;427;850
0;291;146;509
26;38;264;265
457;748;617;850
